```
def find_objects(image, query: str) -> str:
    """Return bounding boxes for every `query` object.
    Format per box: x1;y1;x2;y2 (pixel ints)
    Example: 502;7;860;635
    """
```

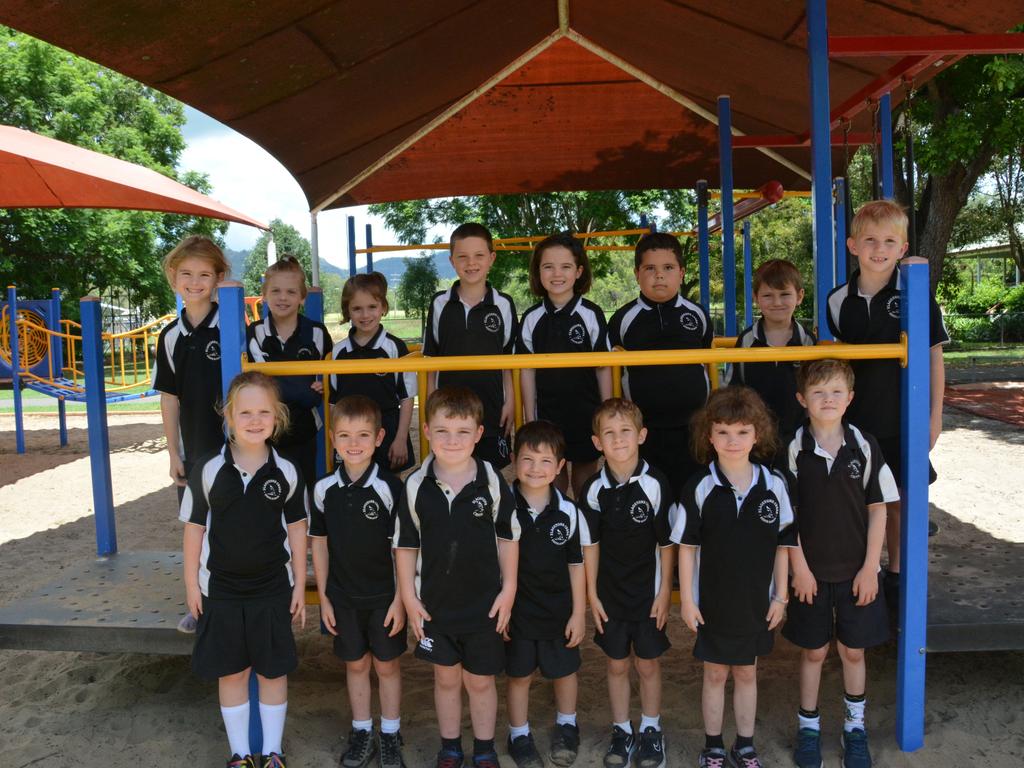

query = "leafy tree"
242;218;313;296
319;272;344;321
396;256;439;334
0;27;227;318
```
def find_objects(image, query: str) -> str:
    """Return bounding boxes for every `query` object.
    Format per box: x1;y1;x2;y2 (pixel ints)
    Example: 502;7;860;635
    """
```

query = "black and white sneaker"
508;732;544;768
378;730;406;768
603;725;635;768
727;744;763;768
549;723;580;766
698;747;727;768
635;726;665;768
340;727;376;768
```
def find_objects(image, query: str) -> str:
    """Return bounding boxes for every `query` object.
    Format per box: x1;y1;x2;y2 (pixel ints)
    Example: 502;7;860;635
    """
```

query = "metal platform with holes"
0;551;194;655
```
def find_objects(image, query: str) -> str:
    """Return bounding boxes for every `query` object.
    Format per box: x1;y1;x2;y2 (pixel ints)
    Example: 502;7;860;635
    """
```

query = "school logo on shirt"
568;323;586;345
679;312;699;332
296;346;315;359
549;521;570;546
885;295;901;319
847;458;863;480
482;312;502;333
262;478;283;501
757;498;779;524
629;499;650;524
362;499;381;520
471;496;489;518
205;340;221;361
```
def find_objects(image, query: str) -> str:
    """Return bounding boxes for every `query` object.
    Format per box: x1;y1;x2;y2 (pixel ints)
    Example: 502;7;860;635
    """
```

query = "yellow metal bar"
243;341;906;378
711;190;812;200
611;346;624;398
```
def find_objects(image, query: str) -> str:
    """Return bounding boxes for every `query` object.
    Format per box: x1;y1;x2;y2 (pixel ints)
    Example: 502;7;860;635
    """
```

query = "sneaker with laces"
261;754;287;768
793;727;823;768
508;733;544;768
841;728;872;768
378;730;406;768
728;744;763;768
472;751;500;768
549;723;580;766
341;727;377;768
177;612;198;633
635;726;665;768
435;747;465;768
603;725;635;768
226;756;256;768
698;747;727;768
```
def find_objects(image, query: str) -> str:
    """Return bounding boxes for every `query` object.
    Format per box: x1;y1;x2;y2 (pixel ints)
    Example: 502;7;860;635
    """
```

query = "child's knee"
634;657;660;679
803;645;829;664
434;664;462;689
347;653;372;676
730;664;756;684
607;657;631;677
462;671;495;696
837;643;865;665
703;662;729;686
372;656;400;678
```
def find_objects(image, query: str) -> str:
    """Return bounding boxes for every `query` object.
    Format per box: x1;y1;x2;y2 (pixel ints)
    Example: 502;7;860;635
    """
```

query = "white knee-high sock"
220;702;250;757
260;701;288;755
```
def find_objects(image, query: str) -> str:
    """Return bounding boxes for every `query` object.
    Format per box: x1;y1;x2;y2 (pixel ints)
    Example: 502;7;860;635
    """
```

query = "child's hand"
403;597;431;641
310;379;324;395
290;585;307;629
169;454;187;487
319;593;338;636
384;595;406;637
388;438;409;469
589;594;608;634
489;587;516;635
651;589;671;630
565;610;586;648
852;566;879;606
499;399;515;436
185;582;202;620
792;567;817;605
766;599;786;630
680;599;703;633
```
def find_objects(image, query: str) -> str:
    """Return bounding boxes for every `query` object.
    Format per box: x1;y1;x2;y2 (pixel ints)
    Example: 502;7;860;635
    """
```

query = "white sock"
844;696;866;733
556;712;577;727
260;701;288;755
614;720;633;734
352;718;373;732
798;711;821;732
640;714;661;732
220;702;250;758
510;722;530;740
380;716;401;735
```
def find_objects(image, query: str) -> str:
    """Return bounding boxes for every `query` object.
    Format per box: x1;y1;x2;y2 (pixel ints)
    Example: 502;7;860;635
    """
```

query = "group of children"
152;198;947;768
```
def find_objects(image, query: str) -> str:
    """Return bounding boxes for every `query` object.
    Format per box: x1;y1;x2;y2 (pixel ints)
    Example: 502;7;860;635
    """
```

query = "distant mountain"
224;247;249;279
319;251;456;285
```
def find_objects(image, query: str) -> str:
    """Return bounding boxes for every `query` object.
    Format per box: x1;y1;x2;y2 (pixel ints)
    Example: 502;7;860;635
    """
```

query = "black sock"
799;707;820;718
473;737;495;756
705;734;725;749
844;692;866;703
735;735;754;750
442;736;462;754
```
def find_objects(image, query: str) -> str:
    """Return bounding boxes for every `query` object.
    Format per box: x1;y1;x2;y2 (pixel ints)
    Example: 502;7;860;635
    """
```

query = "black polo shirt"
393;456;519;633
578;460;674;622
510;483;584;640
423;282;517;435
671;463;796;637
517;295;609;423
608;293;713;428
826;268;948;440
309;461;404;609
152;304;225;465
329;326;416;412
180;444;308;599
246;313;333;444
786;423;899;582
726;319;816;439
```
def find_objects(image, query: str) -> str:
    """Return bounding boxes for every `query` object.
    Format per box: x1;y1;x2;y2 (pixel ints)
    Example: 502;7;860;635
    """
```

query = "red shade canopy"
0;125;268;228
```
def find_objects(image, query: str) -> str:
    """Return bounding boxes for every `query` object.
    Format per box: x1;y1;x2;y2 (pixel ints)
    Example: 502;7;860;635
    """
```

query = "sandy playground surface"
0;405;1022;767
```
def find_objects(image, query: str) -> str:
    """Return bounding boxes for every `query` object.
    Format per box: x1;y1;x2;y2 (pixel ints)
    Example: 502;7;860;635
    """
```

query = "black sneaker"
603;725;635;768
549;723;580;766
261;754;287;768
508;733;544;768
341;727;376;768
727;744;763;768
435;748;465;768
841;728;872;768
635;726;665;768
226;756;256;768
472;751;500;768
379;730;406;768
697;747;727;768
793;727;823;768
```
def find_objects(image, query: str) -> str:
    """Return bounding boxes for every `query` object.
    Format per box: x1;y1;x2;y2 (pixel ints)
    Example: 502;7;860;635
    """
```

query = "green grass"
942;344;1024;368
323;313;424;344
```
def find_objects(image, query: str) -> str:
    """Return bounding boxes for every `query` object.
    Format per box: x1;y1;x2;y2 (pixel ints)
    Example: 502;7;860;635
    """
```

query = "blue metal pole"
305;287;327;478
175;293;184;317
366;223;375;274
879;92;895;199
51;288;68;447
80;296;117;555
717;98;737;336
697;180;711;312
742;221;753;328
807;0;834;340
8;286;25;454
834;177;848;281
897;261;929;751
347;215;357;277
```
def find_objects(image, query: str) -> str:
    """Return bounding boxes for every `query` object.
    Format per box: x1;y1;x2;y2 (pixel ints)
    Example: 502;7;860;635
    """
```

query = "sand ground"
0;406;1021;767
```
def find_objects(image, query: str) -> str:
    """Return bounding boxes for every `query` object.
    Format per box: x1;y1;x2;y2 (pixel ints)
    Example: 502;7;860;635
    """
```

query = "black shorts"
505;636;581;679
375;408;415;473
594;617;670;660
192;593;297;681
641;426;700;496
278;435;318;501
876;436;936;486
414;623;505;675
694;626;774;666
782;574;890;650
332;605;408;662
474;432;511;470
